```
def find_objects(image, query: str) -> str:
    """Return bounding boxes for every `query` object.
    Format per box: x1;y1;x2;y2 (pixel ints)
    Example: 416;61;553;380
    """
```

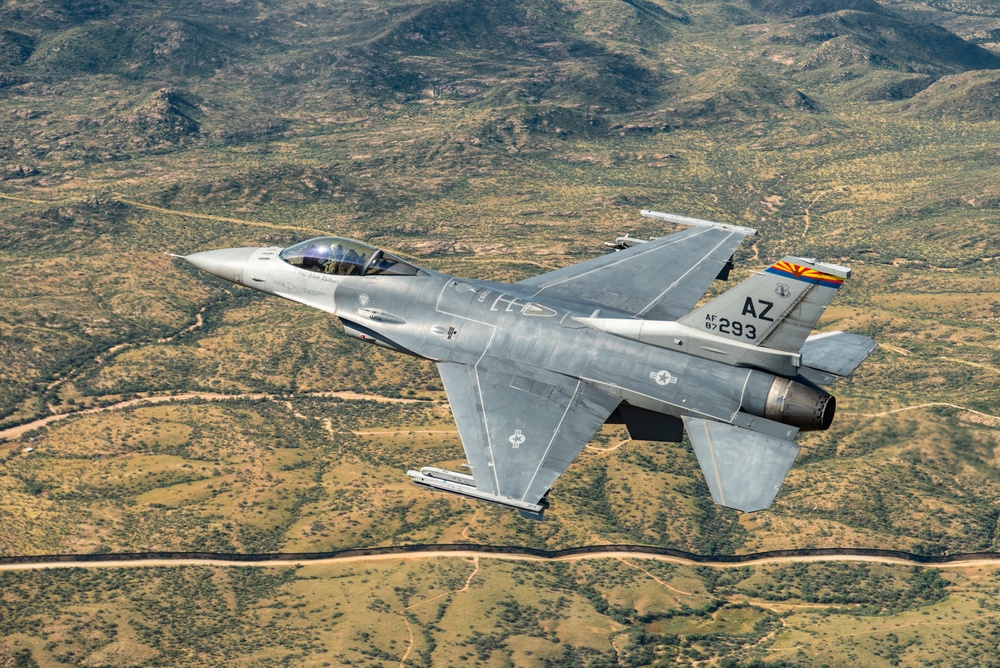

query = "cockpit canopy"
278;237;421;277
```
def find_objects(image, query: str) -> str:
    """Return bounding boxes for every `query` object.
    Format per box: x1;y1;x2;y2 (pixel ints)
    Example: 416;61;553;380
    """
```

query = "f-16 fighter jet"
182;210;875;519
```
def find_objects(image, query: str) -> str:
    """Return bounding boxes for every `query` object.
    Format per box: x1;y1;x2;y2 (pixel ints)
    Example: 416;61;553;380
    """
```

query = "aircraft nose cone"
183;247;258;284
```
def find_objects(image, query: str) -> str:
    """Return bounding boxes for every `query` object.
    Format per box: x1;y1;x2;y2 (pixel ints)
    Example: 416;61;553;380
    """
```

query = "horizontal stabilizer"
682;417;801;512
799;331;877;384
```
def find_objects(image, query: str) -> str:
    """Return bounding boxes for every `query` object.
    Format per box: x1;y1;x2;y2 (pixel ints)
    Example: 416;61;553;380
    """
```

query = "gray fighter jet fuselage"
183;211;875;518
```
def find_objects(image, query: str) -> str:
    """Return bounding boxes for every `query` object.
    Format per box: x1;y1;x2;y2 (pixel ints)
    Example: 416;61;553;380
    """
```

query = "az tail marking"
741;297;774;322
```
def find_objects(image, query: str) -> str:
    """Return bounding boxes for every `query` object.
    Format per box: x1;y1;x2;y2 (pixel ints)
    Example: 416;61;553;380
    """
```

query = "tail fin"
678;257;850;353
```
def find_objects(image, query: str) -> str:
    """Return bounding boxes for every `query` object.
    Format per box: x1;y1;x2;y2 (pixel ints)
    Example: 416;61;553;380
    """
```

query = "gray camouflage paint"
183;214;874;517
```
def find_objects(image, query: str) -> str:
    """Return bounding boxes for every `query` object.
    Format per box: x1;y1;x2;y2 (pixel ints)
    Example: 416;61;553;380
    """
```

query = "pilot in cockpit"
321;243;344;274
278;237;420;277
342;248;363;275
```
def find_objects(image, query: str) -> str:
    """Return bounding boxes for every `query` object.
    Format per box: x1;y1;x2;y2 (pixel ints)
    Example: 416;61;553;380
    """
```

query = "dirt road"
1;549;996;572
0;391;426;443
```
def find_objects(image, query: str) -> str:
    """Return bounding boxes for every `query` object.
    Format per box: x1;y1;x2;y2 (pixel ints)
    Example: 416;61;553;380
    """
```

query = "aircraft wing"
516;223;755;321
408;359;620;517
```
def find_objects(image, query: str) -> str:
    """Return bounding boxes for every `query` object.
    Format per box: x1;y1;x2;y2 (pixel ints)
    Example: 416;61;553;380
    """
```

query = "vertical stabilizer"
678;257;850;353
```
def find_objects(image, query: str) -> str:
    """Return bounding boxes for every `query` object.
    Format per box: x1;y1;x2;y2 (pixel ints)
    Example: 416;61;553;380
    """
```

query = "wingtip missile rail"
640;210;758;237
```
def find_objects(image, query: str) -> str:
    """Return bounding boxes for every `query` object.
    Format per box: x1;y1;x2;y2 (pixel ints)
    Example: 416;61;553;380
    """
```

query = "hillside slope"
1;1;1000;663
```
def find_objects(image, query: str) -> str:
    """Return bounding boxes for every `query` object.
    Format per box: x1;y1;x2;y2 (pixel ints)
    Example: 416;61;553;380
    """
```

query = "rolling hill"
1;0;999;665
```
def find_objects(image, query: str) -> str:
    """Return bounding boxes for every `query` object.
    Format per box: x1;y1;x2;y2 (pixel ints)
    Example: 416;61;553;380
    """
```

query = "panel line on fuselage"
433;280;499;362
434;281;495;326
736;370;754;412
576;374;743;423
475;328;499;368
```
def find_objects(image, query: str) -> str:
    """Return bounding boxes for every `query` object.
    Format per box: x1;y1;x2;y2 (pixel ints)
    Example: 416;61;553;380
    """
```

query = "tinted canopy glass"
278;237;419;276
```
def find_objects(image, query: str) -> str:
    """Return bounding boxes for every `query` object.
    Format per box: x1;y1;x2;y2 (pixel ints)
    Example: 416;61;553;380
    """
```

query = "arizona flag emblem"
765;261;845;289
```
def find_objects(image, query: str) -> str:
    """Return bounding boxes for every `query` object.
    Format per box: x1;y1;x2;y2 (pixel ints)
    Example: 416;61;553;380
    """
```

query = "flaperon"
182;210;875;519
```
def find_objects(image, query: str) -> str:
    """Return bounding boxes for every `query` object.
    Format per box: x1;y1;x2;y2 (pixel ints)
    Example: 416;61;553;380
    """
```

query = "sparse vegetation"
2;0;1000;664
0;558;997;667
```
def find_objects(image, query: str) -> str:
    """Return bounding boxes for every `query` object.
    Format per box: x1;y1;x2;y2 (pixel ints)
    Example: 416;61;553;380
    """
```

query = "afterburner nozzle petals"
182;247;258;284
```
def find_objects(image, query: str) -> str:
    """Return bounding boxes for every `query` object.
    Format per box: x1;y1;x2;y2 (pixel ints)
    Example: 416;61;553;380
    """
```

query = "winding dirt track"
11;392;996;445
3;547;1000;572
5;192;999;575
853;402;1000;421
0;391;425;443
